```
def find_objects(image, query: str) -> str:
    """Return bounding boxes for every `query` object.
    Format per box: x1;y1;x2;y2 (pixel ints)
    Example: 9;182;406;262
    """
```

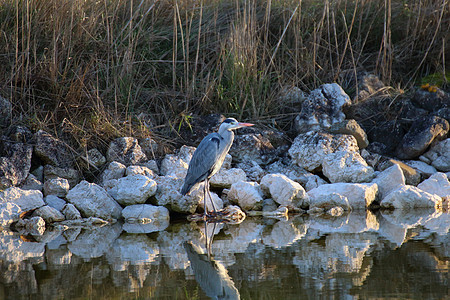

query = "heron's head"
221;118;254;131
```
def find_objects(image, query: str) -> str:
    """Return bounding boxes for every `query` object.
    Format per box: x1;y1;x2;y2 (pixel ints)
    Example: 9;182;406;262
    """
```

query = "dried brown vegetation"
0;0;448;152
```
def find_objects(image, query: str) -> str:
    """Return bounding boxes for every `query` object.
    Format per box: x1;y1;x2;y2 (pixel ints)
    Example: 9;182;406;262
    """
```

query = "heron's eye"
232;121;237;125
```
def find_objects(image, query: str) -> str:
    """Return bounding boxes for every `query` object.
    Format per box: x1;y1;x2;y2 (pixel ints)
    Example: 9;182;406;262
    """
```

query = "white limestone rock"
322;151;375;183
154;175;198;214
288;131;359;171
141;160;159;174
104;174;157;206
0;202;21;227
265;161;327;191
210;168;247;188
227;181;264;211
106;137;147;165
260;173;309;208
380;185;442;209
32;205;65;223
308;183;378;210
126;165;157;179
0;187;44;211
371;164;406;199
100;161;126;183
44;195;66;212
66;180;122;220
43;177;70;197
308;192;351;212
196;188;224;213
417;172;450;198
160;154;188;178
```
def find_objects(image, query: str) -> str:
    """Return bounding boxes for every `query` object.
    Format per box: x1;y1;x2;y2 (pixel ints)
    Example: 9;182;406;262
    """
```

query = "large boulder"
395;116;449;159
307;183;378;210
34;130;74;168
417;172;450;199
404;160;437;179
44;195;66;212
0;187;44;211
104;175;157;206
227;181;264;211
125;165;157;179
371;164;405;199
260;174;308;208
378;159;421;186
380;185;442;209
153;176;198;214
289;131;359;171
236;160;266;182
294;83;351;133
106;137;147;165
160;154;188;178
0;140;33;188
66;181;122;220
422;138;450;172
322;151;375;183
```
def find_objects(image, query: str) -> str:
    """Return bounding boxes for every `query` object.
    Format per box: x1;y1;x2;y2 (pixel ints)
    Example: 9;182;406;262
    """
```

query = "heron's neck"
218;127;234;142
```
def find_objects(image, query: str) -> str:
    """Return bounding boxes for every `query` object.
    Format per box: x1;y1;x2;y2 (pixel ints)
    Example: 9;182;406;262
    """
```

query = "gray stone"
43;165;80;188
294;83;351;133
229;133;277;165
322;151;375;183
422;138;450;172
62;203;82;220
307;183;378;210
379;159;421;186
0;202;21;227
236;160;265;182
289;131;359;172
104;175;157;206
372;164;405;199
260;174;308;208
210;168;247;188
0;187;44;211
32;205;65;223
126;165;157;179
404;160;437;179
139;137;159;160
122;204;170;223
153;176;198;214
381;185;442;209
417;172;450;198
66;181;122;220
227;181;264;211
0;141;33;188
327;119;369;149
34;130;74;168
106;137;147;165
20;174;43;191
79;148;106;170
44;195;66;211
100;161;126;183
43;177;70;197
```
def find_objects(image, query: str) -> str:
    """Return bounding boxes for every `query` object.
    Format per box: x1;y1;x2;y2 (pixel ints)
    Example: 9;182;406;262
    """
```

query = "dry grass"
0;0;448;152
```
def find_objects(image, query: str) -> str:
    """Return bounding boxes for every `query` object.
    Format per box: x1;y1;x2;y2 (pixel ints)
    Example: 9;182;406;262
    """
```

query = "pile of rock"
0;79;449;235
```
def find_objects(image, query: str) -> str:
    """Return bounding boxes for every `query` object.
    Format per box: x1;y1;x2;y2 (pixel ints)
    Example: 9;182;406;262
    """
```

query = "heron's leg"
203;180;208;217
205;178;217;214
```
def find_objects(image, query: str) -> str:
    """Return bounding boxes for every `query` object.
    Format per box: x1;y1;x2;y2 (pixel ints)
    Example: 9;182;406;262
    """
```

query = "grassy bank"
0;0;448;152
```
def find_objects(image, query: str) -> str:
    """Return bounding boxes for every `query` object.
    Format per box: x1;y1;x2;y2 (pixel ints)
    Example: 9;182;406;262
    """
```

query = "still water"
1;209;448;299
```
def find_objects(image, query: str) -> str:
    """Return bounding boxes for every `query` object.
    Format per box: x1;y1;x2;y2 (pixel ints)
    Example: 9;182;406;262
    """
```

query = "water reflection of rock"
0;210;448;299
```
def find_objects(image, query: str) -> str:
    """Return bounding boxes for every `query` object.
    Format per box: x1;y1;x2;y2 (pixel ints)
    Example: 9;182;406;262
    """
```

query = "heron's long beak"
237;122;254;127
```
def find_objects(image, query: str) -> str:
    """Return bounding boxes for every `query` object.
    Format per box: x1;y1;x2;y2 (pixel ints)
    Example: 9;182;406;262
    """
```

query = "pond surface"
1;209;449;299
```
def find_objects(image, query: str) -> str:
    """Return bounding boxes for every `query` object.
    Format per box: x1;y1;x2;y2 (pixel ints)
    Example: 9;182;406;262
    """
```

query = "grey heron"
181;117;254;215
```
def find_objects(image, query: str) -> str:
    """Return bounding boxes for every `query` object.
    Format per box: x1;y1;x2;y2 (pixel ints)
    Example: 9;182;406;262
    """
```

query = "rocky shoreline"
0;74;449;235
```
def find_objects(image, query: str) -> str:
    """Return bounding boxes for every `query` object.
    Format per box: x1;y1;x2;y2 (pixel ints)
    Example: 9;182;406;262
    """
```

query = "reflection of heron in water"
184;241;240;300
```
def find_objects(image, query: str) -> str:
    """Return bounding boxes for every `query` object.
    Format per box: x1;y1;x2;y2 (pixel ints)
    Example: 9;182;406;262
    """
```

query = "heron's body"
181;118;254;214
